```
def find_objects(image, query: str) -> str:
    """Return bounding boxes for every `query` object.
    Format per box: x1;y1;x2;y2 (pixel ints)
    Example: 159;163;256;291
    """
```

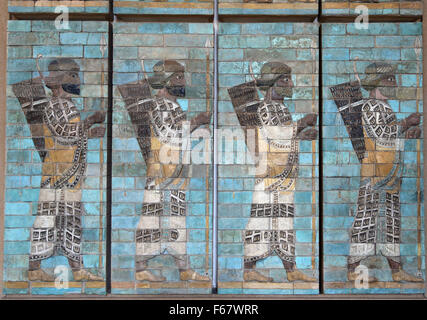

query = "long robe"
348;99;403;264
238;100;300;264
126;96;191;269
29;97;88;263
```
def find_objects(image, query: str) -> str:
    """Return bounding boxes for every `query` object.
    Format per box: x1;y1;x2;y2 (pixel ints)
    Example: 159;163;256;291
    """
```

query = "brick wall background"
218;0;318;15
8;1;109;14
114;0;213;15
322;0;423;16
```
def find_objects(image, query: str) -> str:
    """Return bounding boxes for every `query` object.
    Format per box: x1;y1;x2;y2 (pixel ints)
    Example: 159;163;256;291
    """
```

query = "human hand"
405;126;421;139
90;111;107;124
406;112;421;127
299;128;318;140
192;112;211;127
89;126;106;138
301;113;318;127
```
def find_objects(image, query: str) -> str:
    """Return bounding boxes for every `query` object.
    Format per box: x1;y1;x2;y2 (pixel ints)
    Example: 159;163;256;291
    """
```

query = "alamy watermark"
158;122;268;175
355;5;369;30
55;6;70;30
54;265;69;289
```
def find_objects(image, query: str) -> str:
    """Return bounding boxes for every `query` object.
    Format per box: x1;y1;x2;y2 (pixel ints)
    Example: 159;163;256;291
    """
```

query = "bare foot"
392;269;423;283
135;270;166;282
287;270;317;282
180;269;210;281
28;269;55;282
73;269;103;282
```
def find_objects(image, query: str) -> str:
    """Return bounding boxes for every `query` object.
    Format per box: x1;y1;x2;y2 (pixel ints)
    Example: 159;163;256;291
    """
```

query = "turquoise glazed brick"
114;0;213;15
8;0;109;14
322;0;423;16
5;21;108;295
322;23;424;295
4;3;426;300
112;22;213;294
218;23;319;294
219;0;317;15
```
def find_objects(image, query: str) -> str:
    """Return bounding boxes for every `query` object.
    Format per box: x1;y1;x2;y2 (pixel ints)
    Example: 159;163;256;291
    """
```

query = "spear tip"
100;34;107;56
205;38;212;49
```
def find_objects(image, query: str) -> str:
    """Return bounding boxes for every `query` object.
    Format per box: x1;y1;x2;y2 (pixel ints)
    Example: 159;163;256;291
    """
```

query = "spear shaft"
414;36;422;273
205;39;212;274
98;35;107;271
311;40;317;272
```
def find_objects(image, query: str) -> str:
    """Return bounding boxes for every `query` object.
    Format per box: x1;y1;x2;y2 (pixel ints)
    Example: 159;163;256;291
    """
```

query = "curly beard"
166;86;185;97
62;84;81;96
272;86;293;99
378;86;396;100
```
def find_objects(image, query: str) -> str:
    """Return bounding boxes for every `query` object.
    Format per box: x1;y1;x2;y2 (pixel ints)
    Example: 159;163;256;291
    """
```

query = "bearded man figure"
332;62;423;283
12;58;106;282
228;62;318;283
118;60;211;282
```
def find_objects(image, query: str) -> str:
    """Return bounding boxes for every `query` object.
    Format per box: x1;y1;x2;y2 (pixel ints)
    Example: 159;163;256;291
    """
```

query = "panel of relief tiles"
322;0;423;16
219;0;318;15
114;0;213;15
8;0;109;14
4;21;108;295
218;23;319;295
322;22;424;294
112;22;213;294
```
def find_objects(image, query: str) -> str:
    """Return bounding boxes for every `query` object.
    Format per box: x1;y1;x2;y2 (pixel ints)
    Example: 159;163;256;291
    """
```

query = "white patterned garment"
135;97;190;269
244;101;299;264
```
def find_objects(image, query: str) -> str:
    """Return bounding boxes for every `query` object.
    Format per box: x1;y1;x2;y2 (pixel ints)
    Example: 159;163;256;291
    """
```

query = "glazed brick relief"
1;1;425;298
218;0;318;15
114;0;213;15
322;22;424;294
322;0;423;16
4;20;108;295
217;23;319;295
112;22;213;294
8;0;109;14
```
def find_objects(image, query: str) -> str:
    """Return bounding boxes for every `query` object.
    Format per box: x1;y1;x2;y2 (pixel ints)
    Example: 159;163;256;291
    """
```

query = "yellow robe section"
361;127;399;192
41;116;83;190
255;126;297;192
146;127;189;190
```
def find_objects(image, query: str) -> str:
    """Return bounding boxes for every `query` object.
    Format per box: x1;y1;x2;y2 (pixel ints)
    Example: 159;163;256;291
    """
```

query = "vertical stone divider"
212;0;219;294
318;21;324;296
0;0;7;297
106;0;114;294
423;1;427;299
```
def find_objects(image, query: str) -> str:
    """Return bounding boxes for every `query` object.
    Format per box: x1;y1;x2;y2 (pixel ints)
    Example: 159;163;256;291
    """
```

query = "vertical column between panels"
212;0;219;294
316;0;324;294
105;0;114;295
423;1;427;298
0;0;7;298
318;3;324;293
